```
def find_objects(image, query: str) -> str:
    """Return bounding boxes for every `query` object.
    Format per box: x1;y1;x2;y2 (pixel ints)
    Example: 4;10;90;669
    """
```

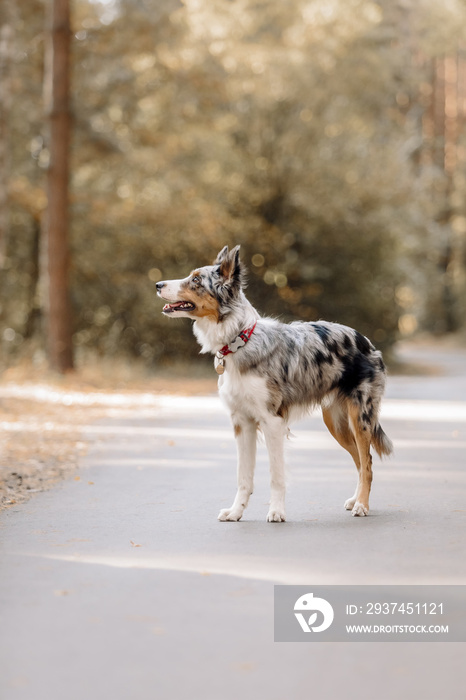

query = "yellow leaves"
263;270;287;288
8;177;47;219
132;54;156;72
398;314;418;337
451;216;466;234
395;285;416;310
148;268;162;283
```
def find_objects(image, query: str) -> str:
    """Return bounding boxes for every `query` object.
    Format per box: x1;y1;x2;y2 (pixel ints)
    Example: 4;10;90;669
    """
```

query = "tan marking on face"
233;424;242;437
178;284;221;321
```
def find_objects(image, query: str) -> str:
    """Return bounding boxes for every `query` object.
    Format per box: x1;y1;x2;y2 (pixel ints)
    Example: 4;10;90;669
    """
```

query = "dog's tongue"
163;301;185;312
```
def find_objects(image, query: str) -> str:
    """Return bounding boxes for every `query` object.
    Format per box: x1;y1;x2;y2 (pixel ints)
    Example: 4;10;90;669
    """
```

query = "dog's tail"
371;423;393;458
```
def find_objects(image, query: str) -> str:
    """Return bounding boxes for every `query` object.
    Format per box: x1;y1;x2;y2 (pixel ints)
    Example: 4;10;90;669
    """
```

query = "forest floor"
0;333;464;510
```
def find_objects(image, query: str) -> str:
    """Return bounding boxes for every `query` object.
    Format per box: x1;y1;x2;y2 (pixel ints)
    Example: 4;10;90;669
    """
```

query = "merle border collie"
156;245;392;521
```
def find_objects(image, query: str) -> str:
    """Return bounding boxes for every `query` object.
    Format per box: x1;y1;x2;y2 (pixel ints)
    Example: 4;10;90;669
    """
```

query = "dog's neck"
193;292;259;354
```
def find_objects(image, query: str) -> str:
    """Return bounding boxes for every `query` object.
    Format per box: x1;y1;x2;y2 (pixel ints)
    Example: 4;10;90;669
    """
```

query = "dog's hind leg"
218;417;257;522
346;402;373;517
261;415;287;523
322;406;362;512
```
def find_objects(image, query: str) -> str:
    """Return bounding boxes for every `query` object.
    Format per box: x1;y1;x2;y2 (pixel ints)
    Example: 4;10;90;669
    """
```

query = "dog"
156;245;393;521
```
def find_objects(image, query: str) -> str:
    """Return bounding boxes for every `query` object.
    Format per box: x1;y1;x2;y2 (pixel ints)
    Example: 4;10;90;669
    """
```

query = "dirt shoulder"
0;361;217;511
0;397;87;508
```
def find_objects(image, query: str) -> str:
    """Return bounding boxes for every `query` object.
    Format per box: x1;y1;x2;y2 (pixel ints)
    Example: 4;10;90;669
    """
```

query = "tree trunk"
0;11;13;267
45;0;74;371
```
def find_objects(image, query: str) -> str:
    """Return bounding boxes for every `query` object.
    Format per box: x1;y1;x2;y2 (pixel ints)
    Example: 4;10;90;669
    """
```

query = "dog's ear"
217;245;242;289
213;246;229;265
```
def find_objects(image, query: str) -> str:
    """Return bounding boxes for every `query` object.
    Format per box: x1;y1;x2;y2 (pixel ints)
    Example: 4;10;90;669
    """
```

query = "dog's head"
156;245;244;321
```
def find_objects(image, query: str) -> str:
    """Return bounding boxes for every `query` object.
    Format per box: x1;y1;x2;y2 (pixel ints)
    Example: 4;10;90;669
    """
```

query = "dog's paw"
351;502;369;517
344;497;356;511
266;509;286;523
218;508;243;522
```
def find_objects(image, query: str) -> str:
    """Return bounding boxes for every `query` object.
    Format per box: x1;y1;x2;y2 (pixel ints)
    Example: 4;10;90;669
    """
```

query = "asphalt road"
1;341;466;699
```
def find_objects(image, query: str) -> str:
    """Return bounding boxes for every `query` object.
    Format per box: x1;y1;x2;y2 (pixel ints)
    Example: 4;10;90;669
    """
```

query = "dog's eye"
192;275;201;285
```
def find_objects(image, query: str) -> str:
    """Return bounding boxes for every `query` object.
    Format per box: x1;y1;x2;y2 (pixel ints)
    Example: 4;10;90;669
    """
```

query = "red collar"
218;322;257;357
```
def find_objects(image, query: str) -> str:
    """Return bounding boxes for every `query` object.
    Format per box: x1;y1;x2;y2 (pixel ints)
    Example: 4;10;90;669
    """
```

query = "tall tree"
0;5;13;267
44;0;73;371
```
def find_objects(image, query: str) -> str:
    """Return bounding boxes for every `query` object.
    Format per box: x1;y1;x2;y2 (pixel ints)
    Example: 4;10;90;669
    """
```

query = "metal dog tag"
214;355;225;375
229;335;246;352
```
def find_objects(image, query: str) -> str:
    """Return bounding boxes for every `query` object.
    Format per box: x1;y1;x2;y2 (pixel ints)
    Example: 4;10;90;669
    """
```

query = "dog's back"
231;318;392;456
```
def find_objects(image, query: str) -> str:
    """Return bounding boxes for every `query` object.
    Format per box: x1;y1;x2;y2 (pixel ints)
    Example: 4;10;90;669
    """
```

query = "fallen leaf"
234;662;256;673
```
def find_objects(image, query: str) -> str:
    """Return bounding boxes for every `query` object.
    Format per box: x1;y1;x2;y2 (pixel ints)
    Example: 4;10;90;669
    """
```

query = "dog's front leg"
262;416;287;522
218;417;257;522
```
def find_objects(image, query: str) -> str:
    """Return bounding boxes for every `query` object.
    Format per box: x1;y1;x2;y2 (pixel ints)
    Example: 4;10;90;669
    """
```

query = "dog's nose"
156;282;166;292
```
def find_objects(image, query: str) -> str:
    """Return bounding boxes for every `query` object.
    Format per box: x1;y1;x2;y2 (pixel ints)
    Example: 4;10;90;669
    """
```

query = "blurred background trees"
1;0;466;370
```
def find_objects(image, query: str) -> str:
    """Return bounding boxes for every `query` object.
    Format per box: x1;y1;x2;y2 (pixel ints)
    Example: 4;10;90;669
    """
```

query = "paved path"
1;342;466;699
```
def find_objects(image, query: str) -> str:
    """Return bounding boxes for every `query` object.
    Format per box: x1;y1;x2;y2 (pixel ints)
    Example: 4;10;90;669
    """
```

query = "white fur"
158;277;195;319
216;362;287;522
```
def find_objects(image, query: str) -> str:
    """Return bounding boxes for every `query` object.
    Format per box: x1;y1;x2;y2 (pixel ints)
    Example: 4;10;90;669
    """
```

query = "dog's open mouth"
162;301;196;314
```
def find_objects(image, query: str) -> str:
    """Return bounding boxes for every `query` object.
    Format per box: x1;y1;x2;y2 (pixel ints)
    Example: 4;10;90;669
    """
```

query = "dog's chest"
218;368;270;419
